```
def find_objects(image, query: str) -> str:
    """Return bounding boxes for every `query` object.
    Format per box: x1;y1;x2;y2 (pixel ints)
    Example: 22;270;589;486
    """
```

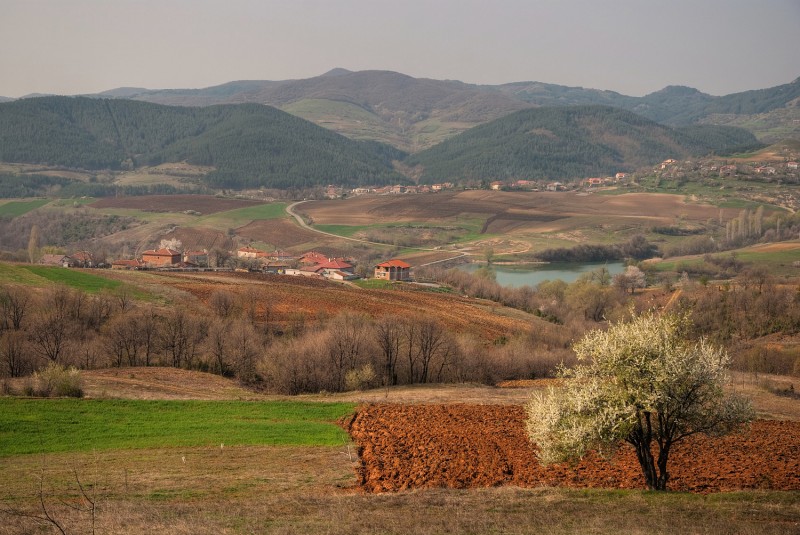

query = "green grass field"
654;242;800;276
0;399;355;456
353;279;394;289
0;198;50;217
195;202;288;228
20;265;123;293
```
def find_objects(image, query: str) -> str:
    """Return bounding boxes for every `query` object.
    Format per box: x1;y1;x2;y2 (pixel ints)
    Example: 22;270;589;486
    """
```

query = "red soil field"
347;404;800;493
90;195;263;214
157;272;537;340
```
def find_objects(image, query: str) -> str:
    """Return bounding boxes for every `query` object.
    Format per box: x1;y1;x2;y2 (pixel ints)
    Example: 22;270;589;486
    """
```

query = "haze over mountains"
6;69;794;152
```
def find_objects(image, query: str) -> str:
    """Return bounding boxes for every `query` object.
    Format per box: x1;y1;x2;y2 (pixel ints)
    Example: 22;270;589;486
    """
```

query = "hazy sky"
2;0;799;98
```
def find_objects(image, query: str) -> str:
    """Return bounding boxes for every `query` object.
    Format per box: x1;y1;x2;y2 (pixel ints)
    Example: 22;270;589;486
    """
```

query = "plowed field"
300;191;733;231
153;271;537;339
236;218;325;249
348;404;800;493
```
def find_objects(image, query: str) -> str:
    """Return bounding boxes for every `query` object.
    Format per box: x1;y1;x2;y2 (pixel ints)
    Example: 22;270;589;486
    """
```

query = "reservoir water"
458;261;625;288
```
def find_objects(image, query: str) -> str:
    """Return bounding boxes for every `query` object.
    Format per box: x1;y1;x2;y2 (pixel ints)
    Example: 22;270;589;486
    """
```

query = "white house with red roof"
237;246;263;259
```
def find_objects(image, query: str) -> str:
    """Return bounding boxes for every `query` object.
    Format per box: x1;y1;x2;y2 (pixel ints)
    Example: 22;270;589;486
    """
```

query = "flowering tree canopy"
526;311;753;490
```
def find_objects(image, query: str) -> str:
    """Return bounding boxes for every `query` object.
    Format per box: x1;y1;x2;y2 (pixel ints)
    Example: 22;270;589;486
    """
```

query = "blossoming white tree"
526;311;753;490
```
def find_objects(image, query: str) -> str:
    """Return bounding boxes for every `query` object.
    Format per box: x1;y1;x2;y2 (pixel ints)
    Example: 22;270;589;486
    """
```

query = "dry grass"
1;445;797;534
81;368;260;400
2;368;799;533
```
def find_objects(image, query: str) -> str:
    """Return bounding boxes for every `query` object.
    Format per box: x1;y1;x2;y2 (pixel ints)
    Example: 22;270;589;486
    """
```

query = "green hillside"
0;97;404;189
406;106;762;182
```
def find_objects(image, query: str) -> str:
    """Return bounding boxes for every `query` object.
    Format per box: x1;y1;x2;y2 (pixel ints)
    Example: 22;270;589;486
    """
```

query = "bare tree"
326;313;371;391
415;319;454;383
159;309;205;368
1;284;30;331
0;330;29;377
209;290;240;319
375;316;403;386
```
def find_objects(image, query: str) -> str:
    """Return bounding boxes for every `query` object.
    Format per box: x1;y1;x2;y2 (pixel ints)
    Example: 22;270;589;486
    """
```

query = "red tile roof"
142;248;181;256
376;259;411;268
319;258;353;270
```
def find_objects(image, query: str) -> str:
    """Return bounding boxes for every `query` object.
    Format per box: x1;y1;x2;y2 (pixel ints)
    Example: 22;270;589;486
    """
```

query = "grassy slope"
654;241;800;276
0;199;50;217
21;266;122;292
193;202;288;228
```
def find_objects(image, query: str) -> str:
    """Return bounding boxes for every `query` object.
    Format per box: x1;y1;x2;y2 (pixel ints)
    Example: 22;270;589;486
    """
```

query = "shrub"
29;363;84;398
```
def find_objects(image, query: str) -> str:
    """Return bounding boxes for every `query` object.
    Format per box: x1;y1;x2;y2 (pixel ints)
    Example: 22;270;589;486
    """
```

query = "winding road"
285;200;468;267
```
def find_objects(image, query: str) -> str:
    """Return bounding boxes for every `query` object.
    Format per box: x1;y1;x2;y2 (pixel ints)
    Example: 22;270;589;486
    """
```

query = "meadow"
1;376;798;534
0;399;354;456
0;199;50;217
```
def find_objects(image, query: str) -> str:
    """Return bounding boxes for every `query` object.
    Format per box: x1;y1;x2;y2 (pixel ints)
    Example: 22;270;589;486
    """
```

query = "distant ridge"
406;105;762;182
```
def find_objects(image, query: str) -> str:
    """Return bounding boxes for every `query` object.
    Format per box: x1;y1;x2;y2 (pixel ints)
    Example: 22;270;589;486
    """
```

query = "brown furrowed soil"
236;217;324;249
90;194;264;214
156;271;536;339
300;191;733;232
347;404;800;493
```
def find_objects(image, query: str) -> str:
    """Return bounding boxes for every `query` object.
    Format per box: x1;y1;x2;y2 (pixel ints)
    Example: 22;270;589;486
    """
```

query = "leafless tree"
0;330;29;377
414;319;454;383
1;284;30;331
326;313;371;391
159;308;205;368
375;316;403;386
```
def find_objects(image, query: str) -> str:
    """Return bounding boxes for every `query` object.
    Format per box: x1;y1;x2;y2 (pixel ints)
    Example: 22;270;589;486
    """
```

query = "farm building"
183;250;209;267
374;259;411;281
39;254;72;267
141;248;181;267
70;251;95;267
237;246;263;259
111;259;143;270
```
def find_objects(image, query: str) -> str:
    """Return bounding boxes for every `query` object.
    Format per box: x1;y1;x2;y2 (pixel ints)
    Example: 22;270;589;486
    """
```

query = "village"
38;245;413;283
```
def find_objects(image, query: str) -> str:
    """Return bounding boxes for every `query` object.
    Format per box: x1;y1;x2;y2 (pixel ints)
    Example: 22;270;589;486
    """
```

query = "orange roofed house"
141;248;181;267
374;259;411;281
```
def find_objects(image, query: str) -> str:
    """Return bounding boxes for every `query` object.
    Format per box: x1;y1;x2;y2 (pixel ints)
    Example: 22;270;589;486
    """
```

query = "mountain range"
6;69;794;152
0;96;760;190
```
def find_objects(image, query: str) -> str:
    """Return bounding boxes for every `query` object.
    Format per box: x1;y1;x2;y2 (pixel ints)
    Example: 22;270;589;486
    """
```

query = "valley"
1;70;800;535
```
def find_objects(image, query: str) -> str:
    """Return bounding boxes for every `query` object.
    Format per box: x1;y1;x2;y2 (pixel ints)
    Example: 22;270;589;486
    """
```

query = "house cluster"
348;183;455;197
581;174;627;188
101;244;413;282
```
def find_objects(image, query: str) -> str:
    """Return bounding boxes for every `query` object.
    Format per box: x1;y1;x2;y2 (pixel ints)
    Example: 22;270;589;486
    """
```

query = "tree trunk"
629;411;665;490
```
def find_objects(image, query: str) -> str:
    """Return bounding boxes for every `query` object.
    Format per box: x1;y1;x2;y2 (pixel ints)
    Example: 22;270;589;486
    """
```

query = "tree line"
0;282;574;393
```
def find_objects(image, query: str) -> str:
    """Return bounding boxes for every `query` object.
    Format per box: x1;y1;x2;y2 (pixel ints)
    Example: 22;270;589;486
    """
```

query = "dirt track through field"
347;404;800;493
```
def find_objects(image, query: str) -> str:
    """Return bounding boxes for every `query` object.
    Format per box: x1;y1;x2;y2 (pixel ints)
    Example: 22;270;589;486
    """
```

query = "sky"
1;0;799;99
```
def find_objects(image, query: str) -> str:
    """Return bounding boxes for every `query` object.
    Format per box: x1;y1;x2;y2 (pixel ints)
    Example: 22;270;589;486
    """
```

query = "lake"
458;261;625;288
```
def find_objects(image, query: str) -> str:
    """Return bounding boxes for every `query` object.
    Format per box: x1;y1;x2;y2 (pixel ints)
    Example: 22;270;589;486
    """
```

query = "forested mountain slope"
405;106;762;182
0;96;404;188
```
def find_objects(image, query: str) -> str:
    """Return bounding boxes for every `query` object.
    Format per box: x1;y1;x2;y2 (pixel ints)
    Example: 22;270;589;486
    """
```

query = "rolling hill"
405;105;762;182
0;96;405;189
84;70;800;149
